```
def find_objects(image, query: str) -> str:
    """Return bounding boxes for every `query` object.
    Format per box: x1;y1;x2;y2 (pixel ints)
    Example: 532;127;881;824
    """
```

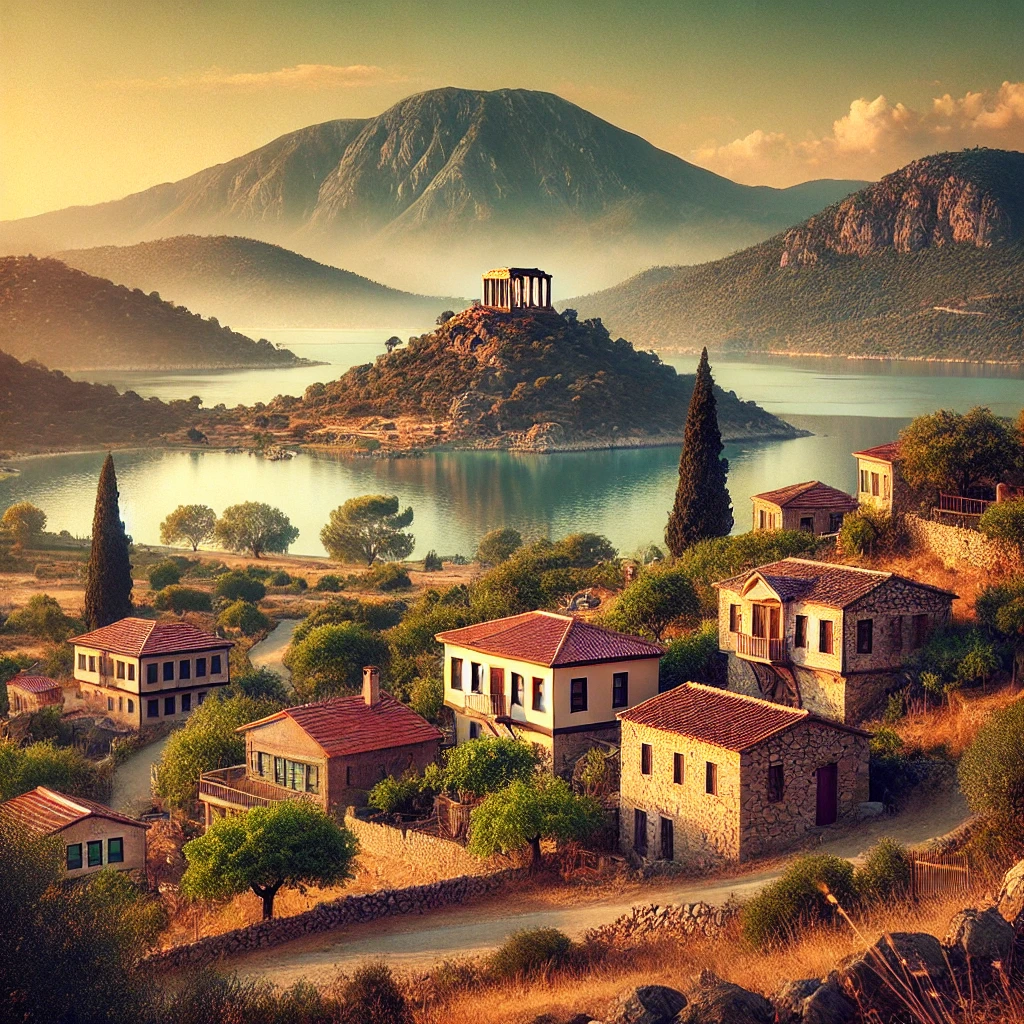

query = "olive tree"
1;502;46;549
605;565;699;640
215;502;299;558
159;504;216;551
285;622;390;701
475;527;523;566
320;494;414;565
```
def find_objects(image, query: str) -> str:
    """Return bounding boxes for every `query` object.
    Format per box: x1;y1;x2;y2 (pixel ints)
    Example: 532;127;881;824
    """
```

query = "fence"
938;493;992;517
910;851;971;900
734;633;786;663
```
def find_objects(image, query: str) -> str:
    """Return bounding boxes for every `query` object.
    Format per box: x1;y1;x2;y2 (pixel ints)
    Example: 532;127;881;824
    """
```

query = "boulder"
608;985;687;1024
801;977;856;1024
944;906;1014;963
857;801;885;819
773;978;820;1021
678;971;773;1024
997;858;1024;925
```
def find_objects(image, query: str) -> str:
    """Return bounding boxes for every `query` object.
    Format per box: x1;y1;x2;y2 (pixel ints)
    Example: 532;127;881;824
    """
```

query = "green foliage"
435;737;541;799
230;668;289;704
147;558;182;589
666;348;733;554
315;573;344;592
320;495;414;566
159;504;217;551
40;642;74;680
84;454;133;629
4;593;80;641
214;502;299;558
659;620;720;689
218;600;271;636
286;622;390;701
854;839;912;903
976;576;1024;638
181;801;358;919
489;928;572;980
0;740;98;801
361;562;412;591
979;497;1024;557
215;570;267;603
367;773;431;816
476;527;523;566
335;961;413;1024
293;597;405;643
605;564;698;640
422;549;443;572
408;673;443;722
958;699;1024;822
741;854;858;948
153;586;213;613
838;506;894;557
1;501;46;548
913;627;1000;694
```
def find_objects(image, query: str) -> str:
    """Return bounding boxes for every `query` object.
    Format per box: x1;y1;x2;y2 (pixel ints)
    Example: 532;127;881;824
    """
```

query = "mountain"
0;256;312;370
55;236;465;329
570;150;1024;363
269;305;798;453
0;88;864;295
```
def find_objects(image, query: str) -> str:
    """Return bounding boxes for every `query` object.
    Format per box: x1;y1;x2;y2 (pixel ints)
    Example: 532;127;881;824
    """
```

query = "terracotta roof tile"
752;480;858;512
7;674;62;694
240;693;443;758
0;786;148;836
70;617;232;657
436;611;664;667
853;441;902;462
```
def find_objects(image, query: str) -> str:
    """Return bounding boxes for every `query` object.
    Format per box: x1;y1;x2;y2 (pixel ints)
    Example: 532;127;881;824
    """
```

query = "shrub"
147;559;182;590
409;674;443;721
267;570;291;586
218;600;270;636
958;700;1024;822
914;626;1001;694
855;838;912;903
838;506;893;557
337;961;412;1024
659;620;720;689
488;928;572;979
153;586;213;613
286;622;390;700
230;668;289;704
979;497;1024;558
4;594;79;641
214;571;266;603
367;773;427;816
0;740;98;801
741;854;857;948
423;550;443;572
476;527;523;566
315;574;344;592
292;598;405;643
362;562;411;591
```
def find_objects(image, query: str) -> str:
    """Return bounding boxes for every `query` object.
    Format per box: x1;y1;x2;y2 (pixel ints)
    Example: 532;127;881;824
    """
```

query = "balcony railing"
463;692;509;719
938;493;993;517
734;632;787;664
198;765;315;811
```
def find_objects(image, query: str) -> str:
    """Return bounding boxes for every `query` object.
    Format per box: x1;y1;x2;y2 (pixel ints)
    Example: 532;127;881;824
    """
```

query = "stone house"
437;611;664;774
715;557;956;723
6;673;63;714
70;618;232;729
750;481;857;536
198;667;442;827
0;786;148;878
618;683;870;863
854;442;906;514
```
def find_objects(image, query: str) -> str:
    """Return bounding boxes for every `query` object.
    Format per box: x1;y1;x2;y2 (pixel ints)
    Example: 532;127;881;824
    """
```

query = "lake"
10;334;1024;559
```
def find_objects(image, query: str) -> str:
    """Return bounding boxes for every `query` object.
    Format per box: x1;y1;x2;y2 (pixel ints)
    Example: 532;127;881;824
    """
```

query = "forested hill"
571;149;1024;362
0;256;310;370
55;236;465;329
283;305;797;445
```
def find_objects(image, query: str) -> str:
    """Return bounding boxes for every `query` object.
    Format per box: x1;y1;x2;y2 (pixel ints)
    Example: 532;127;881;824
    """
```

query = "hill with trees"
0;256;311;370
571;149;1024;362
55;236;465;329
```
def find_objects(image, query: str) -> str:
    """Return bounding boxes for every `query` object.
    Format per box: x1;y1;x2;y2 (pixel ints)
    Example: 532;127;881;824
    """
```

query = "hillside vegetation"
573;149;1024;362
0;256;310;370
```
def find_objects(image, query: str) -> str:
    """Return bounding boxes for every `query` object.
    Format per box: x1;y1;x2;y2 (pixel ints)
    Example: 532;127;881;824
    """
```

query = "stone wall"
905;513;1014;572
582;900;737;947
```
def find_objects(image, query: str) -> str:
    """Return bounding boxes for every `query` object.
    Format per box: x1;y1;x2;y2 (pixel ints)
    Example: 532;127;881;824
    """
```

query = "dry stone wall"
583;901;737;946
905;513;1012;571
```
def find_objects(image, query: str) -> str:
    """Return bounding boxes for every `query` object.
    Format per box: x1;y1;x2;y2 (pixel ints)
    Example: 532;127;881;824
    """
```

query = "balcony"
734;632;788;664
198;766;316;812
462;691;509;719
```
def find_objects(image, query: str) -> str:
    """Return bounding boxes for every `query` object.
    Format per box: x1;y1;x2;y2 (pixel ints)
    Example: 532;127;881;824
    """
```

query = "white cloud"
111;64;402;92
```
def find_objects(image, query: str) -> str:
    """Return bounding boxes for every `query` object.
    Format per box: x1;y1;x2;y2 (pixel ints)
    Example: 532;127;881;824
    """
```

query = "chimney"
362;665;381;707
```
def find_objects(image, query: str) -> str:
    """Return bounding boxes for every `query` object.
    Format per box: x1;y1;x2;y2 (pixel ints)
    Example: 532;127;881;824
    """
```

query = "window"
570;678;588;713
118;697;123;712
819;619;834;655
469;721;480;739
116;660;125;679
210;655;222;675
179;659;191;680
127;699;134;714
345;765;352;786
511;672;524;706
768;764;785;803
633;809;648;855
828;512;844;534
146;663;158;684
729;604;741;633
66;844;83;870
181;692;191;713
859;469;869;493
673;752;683;785
306;765;319;794
758;508;767;529
640;743;652;775
705;762;718;796
794;615;808;649
195;657;207;677
77;653;87;670
107;837;124;864
147;699;159;719
857;619;874;655
612;672;629;708
871;472;880;497
660;816;674;860
198;692;206;704
274;757;286;786
164;695;176;716
450;657;463;691
127;663;135;681
470;662;483;693
799;516;814;533
912;613;930;649
532;677;544;712
163;661;174;682
107;697;114;711
87;840;103;868
252;750;269;777
88;655;96;673
285;760;311;792
883;474;891;500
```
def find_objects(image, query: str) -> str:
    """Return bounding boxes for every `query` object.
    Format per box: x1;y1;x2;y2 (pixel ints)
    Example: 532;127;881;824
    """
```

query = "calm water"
10;341;1024;559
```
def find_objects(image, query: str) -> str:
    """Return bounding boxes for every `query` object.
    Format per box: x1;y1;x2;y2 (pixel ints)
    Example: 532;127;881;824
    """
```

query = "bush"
423;550;443;572
489;928;572;979
268;570;292;586
914;626;1001;694
855;838;912;903
218;600;270;636
337;961;412;1024
292;598;405;643
838;506;894;556
362;562;412;591
367;773;428;816
659;620;720;689
315;574;344;592
409;674;443;721
230;668;289;704
476;527;523;566
147;559;182;590
741;854;857;948
4;594;80;641
958;700;1024;822
153;586;213;613
0;740;99;801
214;571;266;603
286;622;390;700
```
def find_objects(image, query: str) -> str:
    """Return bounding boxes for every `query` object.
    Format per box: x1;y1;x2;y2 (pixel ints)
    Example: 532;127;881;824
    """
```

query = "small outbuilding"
6;673;63;715
750;480;857;536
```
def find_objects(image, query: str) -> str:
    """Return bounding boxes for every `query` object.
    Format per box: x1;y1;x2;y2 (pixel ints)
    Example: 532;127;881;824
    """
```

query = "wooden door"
489;667;505;716
816;763;838;826
769;605;781;639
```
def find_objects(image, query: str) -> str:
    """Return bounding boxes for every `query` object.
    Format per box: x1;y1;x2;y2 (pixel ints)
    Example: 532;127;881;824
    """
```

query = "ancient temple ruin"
482;267;552;311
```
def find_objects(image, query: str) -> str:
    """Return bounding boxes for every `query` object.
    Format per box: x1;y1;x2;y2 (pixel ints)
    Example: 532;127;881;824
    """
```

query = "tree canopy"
320;495;414;566
181;801;358;919
0;740;99;801
1;502;46;548
430;737;541;800
286;622;390;701
475;527;523;566
979;498;1024;558
605;565;699;640
84;454;133;629
159;504;217;551
214;502;299;558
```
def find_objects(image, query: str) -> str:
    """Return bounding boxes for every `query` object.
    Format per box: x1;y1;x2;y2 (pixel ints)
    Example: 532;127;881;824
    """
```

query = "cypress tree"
665;347;733;555
84;454;133;628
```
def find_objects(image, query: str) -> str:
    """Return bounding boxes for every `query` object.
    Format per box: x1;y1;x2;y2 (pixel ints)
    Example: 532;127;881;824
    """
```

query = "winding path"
249;619;298;686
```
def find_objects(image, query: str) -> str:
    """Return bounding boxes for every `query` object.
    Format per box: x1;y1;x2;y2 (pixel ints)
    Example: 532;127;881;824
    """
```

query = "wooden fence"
910;851;971;900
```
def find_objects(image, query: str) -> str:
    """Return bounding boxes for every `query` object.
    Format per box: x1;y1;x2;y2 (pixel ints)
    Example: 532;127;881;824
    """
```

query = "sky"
2;0;1024;221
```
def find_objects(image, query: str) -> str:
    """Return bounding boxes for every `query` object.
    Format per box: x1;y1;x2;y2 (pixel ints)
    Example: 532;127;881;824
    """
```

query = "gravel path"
109;733;170;816
249;619;298;686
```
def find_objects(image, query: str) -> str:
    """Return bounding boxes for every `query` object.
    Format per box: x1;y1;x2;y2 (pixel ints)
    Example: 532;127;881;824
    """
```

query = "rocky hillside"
0;256;311;370
55;236;465;329
572;149;1024;362
0;88;863;293
275;305;797;451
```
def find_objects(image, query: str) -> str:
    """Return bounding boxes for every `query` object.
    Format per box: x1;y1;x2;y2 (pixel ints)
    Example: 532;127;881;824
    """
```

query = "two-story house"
714;557;955;723
436;611;664;773
750;481;857;536
70;618;232;729
198;666;442;827
853;442;905;513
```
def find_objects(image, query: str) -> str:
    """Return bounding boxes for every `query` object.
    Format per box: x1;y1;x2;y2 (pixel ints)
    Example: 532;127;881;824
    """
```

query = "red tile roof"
853;441;902;462
70;617;232;657
436;611;664;667
0;786;148;837
239;693;443;758
752;480;858;512
619;683;867;751
713;557;956;608
7;674;62;694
